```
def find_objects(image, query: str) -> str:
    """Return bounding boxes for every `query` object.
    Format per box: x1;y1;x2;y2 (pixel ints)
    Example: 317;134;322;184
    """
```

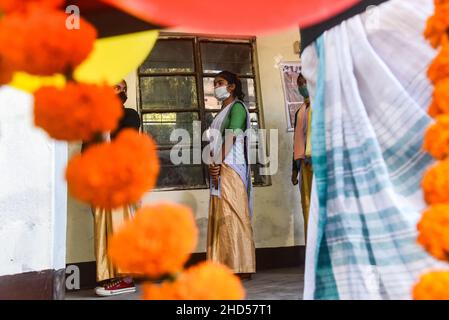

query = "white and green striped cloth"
302;0;446;300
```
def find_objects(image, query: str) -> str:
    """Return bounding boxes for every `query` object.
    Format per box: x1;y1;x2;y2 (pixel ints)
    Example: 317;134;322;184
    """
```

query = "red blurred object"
66;0;106;11
102;0;360;34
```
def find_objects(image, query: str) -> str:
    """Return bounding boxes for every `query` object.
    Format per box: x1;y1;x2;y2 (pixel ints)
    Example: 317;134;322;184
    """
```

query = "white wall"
0;86;67;276
66;28;304;263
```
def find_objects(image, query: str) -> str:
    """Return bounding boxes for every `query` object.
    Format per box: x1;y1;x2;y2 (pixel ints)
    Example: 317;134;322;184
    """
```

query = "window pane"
143;112;199;148
249;112;264;153
139;39;195;74
201;42;253;75
158;149;202;166
203;77;256;110
249;112;260;131
251;164;268;186
157;165;205;189
140;76;198;110
204;112;218;129
244;113;260;152
248;113;268;186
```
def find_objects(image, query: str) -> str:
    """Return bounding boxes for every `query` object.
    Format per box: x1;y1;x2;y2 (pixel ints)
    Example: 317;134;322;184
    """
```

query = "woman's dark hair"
216;71;245;101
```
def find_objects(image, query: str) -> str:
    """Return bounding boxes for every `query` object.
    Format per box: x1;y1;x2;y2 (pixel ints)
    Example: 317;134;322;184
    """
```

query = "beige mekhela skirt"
206;164;256;274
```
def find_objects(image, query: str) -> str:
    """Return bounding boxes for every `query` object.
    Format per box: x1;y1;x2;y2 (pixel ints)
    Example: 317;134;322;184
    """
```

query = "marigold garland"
424;0;449;48
417;204;449;261
0;7;97;76
413;271;449;300
423;115;449;160
416;0;449;300
66;130;160;209
143;262;245;300
422;160;449;205
428;44;449;85
34;83;124;141
108;203;198;278
0;0;64;14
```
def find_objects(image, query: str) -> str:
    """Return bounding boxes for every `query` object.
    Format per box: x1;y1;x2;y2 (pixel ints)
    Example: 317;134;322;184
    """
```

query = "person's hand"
209;164;221;188
209;164;221;177
291;169;299;186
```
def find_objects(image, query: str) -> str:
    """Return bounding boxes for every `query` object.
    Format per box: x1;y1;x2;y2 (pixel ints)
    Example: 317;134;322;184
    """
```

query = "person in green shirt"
207;71;256;280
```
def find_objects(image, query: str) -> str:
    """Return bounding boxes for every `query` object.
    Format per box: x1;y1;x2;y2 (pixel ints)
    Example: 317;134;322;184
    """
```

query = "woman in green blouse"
207;71;256;280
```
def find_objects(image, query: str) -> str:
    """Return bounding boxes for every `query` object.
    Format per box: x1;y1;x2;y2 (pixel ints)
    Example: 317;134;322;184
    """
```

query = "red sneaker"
95;278;136;297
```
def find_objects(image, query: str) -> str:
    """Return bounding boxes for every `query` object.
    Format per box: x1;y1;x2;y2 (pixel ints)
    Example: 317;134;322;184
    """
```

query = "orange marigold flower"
34;83;123;141
0;8;97;76
429;78;449;117
422;159;449;204
428;45;449;85
413;271;449;300
143;262;245;300
66;130;160;209
424;1;449;48
108;203;197;278
423;115;449;160
417;204;449;261
0;0;64;14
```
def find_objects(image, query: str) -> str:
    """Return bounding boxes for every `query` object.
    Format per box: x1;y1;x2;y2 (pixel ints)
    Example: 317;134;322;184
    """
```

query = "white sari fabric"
302;0;445;300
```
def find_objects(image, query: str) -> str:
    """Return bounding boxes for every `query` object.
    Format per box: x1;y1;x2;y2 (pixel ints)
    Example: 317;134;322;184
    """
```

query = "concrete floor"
66;267;304;300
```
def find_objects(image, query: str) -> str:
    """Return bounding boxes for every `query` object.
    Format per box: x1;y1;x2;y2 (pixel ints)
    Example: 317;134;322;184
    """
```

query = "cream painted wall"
66;28;304;264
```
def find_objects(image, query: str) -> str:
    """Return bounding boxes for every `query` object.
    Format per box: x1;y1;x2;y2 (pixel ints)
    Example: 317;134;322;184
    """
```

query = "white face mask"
214;85;231;101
